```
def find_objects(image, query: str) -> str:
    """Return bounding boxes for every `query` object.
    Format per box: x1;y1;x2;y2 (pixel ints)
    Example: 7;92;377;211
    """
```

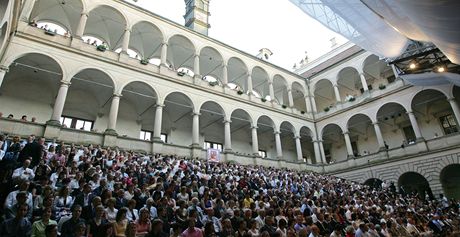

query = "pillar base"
415;138;428;152
44;122;62;139
223;148;233;154
118;52;130;62
190;146;202;159
347;154;355;159
152;139;164;154
378;146;387;152
193;76;202;85
104;129;118;136
103;133;118;147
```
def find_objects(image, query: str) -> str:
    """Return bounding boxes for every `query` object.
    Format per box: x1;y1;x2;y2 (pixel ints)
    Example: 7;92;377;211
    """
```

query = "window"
258;150;267;158
440;114;458;135
60;116;93;131
403;126;416;144
204;141;223;151
160;133;168;143
140;130;152;141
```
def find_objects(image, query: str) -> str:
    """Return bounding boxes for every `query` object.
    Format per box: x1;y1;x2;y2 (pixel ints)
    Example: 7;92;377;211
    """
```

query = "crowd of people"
0;134;459;237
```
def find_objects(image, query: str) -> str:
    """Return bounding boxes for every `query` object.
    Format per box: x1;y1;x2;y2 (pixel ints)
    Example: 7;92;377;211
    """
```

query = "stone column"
0;66;8;88
313;140;321;164
319;140;327;163
160;42;168;67
121;28;131;54
20;0;37;22
269;82;275;101
247;75;253;95
274;131;283;159
223;119;232;151
222;64;228;85
372;122;386;150
360;72;369;92
294;136;303;161
251;126;259;156
106;94;121;134
305;96;312;113
192;112;200;147
343;130;354;158
407;111;423;140
287;89;294;108
311;96;318;113
49;80;71;124
75;12;89;39
333;84;341;102
153;104;164;141
194;54;200;78
448;98;460;126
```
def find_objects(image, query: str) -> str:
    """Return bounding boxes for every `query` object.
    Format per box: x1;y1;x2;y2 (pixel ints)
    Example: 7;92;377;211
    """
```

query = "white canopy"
290;0;460;64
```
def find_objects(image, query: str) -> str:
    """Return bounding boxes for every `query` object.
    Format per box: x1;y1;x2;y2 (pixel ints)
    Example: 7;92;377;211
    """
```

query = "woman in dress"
113;207;129;237
135;208;151;236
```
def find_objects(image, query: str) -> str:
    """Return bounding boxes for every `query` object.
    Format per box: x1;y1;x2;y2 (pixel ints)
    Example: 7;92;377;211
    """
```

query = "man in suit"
18;136;45;168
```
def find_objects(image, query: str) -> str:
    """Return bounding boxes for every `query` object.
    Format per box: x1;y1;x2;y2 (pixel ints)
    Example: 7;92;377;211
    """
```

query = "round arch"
313;79;335;112
200;46;224;83
398;172;432;199
227;57;248;92
251;66;269;98
30;0;84;34
129;21;164;61
163;92;195;146
84;5;127;50
257;115;276;159
362;54;394;88
230;109;253;155
347;113;377;155
292;81;307;112
273;74;288;105
167;34;196;71
337;67;362;101
280;121;296;162
364;178;383;190
321;123;346;163
440;164;460;199
200;101;226;150
300;126;316;163
376;102;412;148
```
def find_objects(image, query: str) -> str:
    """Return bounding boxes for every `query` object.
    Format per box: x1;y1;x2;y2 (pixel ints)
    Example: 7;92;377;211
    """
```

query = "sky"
133;0;347;71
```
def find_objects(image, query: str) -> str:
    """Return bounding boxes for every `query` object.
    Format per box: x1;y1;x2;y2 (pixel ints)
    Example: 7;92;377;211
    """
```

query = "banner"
207;148;221;163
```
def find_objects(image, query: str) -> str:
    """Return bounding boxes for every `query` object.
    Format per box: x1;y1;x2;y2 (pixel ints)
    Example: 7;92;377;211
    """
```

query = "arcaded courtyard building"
0;0;459;198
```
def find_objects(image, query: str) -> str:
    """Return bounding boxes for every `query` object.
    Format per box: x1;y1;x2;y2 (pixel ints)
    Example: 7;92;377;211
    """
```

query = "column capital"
343;131;350;135
155;103;165;108
268;81;273;85
60;80;71;86
113;93;122;98
294;135;301;140
81;12;89;17
447;97;456;102
372;121;379;126
251;126;258;130
191;112;201;116
124;28;131;32
0;65;9;72
313;140;323;143
162;42;168;46
406;110;414;115
274;131;281;135
333;84;339;88
223;119;231;124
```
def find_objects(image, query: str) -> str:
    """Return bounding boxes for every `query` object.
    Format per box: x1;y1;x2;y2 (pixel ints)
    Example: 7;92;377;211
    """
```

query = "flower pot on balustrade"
96;45;107;52
140;59;149;65
44;30;56;36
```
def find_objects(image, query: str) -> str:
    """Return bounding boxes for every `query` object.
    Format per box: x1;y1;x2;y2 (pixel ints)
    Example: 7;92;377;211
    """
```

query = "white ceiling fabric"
401;72;460;87
290;0;460;64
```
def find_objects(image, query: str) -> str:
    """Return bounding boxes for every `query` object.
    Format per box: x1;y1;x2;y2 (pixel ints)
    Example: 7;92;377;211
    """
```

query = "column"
269;82;275;101
121;28;131;54
343;130;354;157
311;96;318;113
153;104;164;141
0;66;7;88
50;81;71;123
251;126;259;156
20;0;36;22
407;111;423;140
287;89;294;108
319;140;327;163
192;113;200;146
222;64;228;85
106;94;121;132
194;54;200;78
373;121;386;149
160;42;168;67
359;72;369;92
448;98;460;126
294;136;303;161
75;12;89;39
247;75;253;94
305;96;312;113
313;140;321;164
223;119;232;151
274;131;283;158
333;84;341;102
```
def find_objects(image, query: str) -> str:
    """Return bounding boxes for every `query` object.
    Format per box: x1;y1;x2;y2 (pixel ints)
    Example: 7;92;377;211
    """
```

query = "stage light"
436;65;445;72
409;62;416;69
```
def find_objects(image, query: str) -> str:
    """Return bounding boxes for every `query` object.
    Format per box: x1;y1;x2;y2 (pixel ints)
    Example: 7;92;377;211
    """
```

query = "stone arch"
0;0;9;24
167;34;196;72
251;66;270;99
200;46;224;84
227;57;249;92
3;51;67;77
230;108;255;126
0;21;8;53
257;115;276;159
321;123;346;162
229;109;253;155
337;67;362;101
84;4;128;50
398;172;432;199
163;91;195;146
129;21;164;60
440;164;460;199
362;54;394;88
200;101;226;150
273;74;288;105
364;178;383;190
292;81;307;112
347;113;378;155
0;53;64;123
300;126;316;163
313;79;335;112
279;121;296;162
376;102;412;148
30;0;84;34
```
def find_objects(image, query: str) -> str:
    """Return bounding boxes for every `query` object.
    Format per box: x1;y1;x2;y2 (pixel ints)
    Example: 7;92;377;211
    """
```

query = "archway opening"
129;21;163;61
300;127;315;163
376;102;411;149
347;114;378;156
230;109;252;156
252;67;269;98
30;0;83;35
440;164;460;199
200;101;225;151
398;172;432;199
163;92;194;147
227;57;248;92
337;67;362;101
280;121;296;162
292;82;307;112
364;178;383;190
314;79;335;112
321;124;346;163
167;35;195;72
257;116;275;159
273;75;288;105
200;47;223;84
84;5;127;50
362;54;394;89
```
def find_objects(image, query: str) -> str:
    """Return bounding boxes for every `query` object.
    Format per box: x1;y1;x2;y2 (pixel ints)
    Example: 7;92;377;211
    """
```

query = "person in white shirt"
12;159;35;181
4;179;34;209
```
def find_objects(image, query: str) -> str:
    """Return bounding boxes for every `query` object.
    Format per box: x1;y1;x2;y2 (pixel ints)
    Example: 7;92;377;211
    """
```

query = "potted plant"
44;29;57;36
96;44;107;52
261;98;267;102
177;71;186;77
140;59;149;65
324;107;330;112
301;110;306;114
282;104;287;109
208;81;218;87
237;90;244;95
348;97;355;102
379;84;386;90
